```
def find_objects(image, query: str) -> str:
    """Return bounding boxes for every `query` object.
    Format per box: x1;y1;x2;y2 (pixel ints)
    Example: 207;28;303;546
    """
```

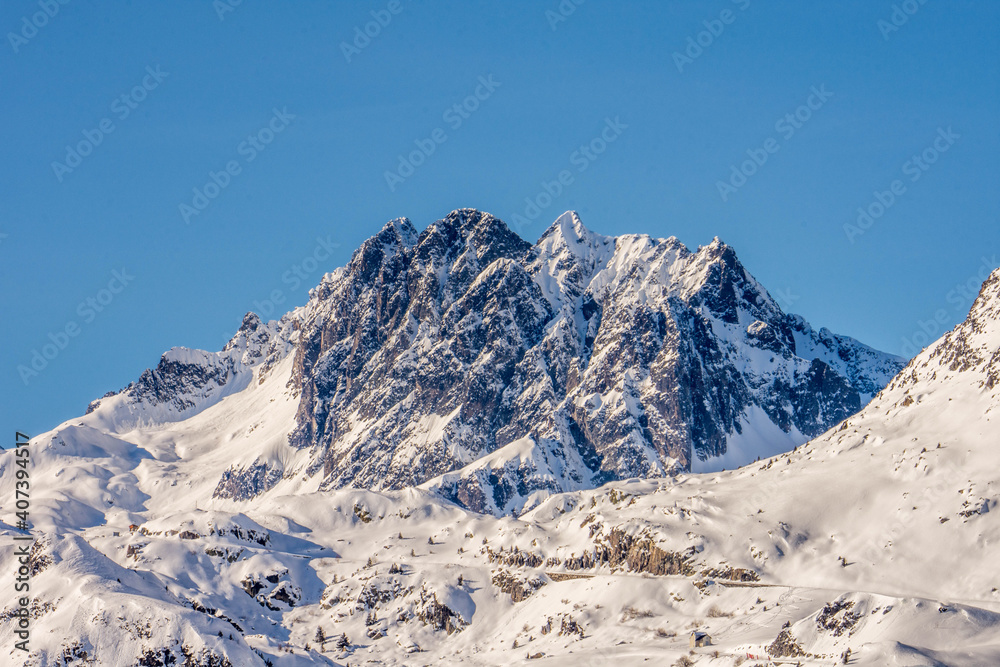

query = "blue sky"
2;0;998;438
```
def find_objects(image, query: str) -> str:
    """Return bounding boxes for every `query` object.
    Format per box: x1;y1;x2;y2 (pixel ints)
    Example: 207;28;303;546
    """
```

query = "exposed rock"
416;590;466;634
213;460;284;501
816;598;862;637
766;629;807;658
492;570;546;602
594;528;697;576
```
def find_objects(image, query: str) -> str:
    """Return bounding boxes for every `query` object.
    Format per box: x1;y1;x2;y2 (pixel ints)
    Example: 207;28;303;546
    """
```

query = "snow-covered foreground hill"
1;247;996;664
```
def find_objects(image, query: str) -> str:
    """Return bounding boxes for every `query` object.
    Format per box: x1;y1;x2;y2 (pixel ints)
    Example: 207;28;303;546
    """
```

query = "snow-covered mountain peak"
700;235;728;252
529;211;615;311
885;265;1000;397
347;215;417;269
66;210;908;515
380;215;419;242
221;312;283;364
82;312;291;436
954;265;1000;346
422;208;526;255
536;210;610;253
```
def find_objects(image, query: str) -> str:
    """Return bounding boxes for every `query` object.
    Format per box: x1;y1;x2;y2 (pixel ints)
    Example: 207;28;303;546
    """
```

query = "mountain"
84;209;903;514
1;246;996;665
487;264;1000;663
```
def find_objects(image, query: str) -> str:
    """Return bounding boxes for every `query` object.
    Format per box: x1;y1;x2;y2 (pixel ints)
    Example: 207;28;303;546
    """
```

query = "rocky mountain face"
91;209;903;513
85;312;290;430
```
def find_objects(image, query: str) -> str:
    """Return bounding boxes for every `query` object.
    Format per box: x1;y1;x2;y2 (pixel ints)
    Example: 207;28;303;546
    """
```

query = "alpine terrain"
88;209;900;514
2;210;996;666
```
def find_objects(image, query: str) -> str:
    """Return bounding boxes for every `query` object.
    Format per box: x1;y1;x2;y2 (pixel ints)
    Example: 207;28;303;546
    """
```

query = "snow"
691;405;805;473
161;346;220;366
2;228;994;665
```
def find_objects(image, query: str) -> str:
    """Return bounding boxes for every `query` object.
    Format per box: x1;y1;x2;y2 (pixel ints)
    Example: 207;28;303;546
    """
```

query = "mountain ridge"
82;208;904;513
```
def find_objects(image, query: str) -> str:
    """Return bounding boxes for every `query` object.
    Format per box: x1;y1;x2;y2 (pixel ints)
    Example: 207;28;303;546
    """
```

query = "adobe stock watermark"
250;235;341;318
673;0;751;73
898;255;996;356
770;286;800;313
545;0;585;31
51;66;169;183
179;107;295;224
509;116;628;233
341;0;405;63
7;0;71;54
716;84;833;202
213;0;243;21
877;0;929;41
843;126;959;244
383;75;501;192
17;269;135;385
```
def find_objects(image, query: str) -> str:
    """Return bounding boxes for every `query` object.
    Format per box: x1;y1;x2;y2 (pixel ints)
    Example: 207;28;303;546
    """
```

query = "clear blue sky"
2;1;998;438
